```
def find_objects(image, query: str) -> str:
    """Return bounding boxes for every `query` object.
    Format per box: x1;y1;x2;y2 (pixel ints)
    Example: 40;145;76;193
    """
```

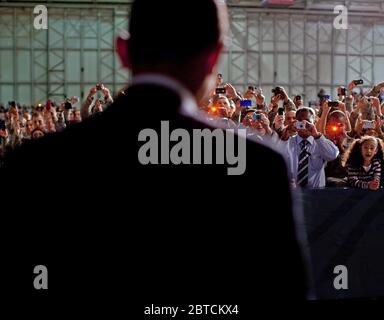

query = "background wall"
221;6;384;104
1;1;384;105
0;1;131;105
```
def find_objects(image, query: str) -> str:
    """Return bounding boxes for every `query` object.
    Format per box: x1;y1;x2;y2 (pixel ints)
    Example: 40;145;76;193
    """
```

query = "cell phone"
96;84;103;91
240;100;252;108
278;108;284;116
328;101;339;108
215;88;226;95
362;120;375;129
253;113;262;121
353;79;364;85
295;121;307;130
248;86;255;91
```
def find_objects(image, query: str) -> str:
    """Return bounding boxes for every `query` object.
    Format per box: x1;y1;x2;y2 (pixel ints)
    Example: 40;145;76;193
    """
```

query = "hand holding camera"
223;83;237;99
259;113;270;127
96;83;104;91
102;87;111;100
271;87;285;101
89;86;98;97
254;113;272;134
273;112;284;130
281;123;297;141
89;83;105;98
271;86;282;96
270;94;281;106
295;120;319;137
347;79;363;92
255;91;265;106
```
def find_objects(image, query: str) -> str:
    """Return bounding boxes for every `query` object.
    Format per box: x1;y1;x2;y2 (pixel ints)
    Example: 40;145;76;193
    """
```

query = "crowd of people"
200;74;384;189
0;84;114;159
2;75;384;190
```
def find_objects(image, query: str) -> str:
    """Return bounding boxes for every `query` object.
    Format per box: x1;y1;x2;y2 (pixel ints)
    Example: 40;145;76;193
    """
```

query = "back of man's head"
128;0;226;66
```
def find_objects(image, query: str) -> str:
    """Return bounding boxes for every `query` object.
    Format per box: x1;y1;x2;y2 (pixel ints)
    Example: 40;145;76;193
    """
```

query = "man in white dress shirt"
281;107;339;188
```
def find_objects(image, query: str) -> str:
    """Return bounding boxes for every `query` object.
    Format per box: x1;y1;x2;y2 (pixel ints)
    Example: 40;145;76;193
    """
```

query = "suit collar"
132;73;198;117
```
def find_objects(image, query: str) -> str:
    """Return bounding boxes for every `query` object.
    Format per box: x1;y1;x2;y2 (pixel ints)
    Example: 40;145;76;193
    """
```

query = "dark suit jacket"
1;83;306;310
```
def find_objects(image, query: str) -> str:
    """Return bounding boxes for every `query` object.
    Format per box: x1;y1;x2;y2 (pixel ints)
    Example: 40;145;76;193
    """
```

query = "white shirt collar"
132;73;198;117
297;134;314;145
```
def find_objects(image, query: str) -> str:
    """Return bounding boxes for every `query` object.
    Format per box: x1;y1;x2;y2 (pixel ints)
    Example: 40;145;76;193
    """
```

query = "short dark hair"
296;107;315;122
128;0;222;65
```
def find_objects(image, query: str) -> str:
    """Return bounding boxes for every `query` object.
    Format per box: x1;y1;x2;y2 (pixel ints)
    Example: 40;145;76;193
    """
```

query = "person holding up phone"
244;85;266;110
81;83;114;119
293;95;304;109
271;86;296;112
272;108;296;138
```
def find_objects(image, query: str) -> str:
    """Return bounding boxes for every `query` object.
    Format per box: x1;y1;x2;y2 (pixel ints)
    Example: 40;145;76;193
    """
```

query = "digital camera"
295;121;307;130
252;113;262;121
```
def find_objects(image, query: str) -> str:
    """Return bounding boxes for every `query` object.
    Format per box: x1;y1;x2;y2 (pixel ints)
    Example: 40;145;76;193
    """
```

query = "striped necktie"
297;140;309;187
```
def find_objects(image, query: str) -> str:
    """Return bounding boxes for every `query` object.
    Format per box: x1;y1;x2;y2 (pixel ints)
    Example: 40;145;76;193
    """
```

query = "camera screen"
240;99;252;107
215;88;226;95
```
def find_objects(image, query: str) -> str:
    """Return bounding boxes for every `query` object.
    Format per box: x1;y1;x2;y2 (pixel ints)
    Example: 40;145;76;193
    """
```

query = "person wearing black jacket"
1;0;306;312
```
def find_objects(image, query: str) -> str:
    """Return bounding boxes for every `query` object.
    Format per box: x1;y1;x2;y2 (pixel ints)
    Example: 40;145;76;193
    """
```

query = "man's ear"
116;31;131;69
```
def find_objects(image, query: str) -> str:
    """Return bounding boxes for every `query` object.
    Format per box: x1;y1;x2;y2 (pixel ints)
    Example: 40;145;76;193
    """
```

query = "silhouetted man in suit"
2;0;306;310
